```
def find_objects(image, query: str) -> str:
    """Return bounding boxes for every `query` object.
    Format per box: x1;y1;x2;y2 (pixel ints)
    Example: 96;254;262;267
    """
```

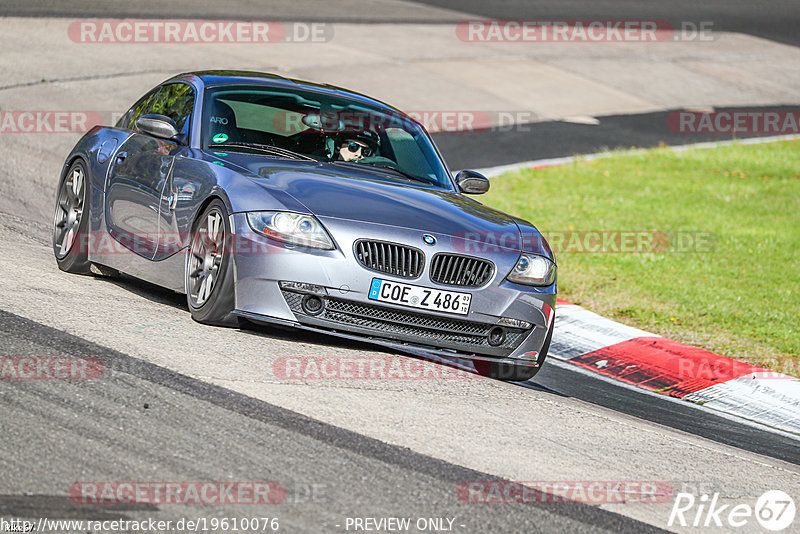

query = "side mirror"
455;170;490;194
136;114;179;140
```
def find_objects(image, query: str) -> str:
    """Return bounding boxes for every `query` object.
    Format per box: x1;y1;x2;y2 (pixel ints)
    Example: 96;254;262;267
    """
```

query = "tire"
474;318;554;382
185;199;237;326
53;160;92;274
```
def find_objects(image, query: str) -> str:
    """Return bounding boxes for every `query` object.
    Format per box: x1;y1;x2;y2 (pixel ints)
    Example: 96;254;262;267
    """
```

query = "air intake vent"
430;254;494;287
354;240;424;279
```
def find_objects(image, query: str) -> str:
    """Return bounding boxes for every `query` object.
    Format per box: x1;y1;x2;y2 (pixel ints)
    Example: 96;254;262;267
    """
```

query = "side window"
116;88;158;130
148;83;195;134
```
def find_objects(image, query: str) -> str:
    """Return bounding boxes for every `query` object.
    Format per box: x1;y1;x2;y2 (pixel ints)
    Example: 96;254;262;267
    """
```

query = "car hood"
210;153;523;246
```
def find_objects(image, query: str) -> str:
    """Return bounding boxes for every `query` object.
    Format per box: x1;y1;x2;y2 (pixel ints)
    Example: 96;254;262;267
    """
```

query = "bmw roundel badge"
422;234;436;245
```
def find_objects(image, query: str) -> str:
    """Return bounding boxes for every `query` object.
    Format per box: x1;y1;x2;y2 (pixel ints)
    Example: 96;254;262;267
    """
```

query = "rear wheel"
53;160;91;274
186;200;237;326
475;320;554;381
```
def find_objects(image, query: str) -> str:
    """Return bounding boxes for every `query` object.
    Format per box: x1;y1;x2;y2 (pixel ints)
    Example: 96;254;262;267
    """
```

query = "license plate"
368;278;471;316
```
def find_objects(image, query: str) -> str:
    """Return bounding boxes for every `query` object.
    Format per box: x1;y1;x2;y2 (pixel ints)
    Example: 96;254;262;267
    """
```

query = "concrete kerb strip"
550;300;800;436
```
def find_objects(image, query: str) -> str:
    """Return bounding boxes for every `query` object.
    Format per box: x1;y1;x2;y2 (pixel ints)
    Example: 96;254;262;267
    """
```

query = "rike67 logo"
669;490;795;531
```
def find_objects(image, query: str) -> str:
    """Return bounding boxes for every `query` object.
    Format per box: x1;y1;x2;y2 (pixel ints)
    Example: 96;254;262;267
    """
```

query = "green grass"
483;140;800;376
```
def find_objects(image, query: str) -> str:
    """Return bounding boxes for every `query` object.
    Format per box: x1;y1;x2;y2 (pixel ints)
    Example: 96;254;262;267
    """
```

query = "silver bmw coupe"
53;70;556;381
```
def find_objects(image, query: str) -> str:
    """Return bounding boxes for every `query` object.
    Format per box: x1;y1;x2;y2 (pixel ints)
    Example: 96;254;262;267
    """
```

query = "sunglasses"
345;141;372;157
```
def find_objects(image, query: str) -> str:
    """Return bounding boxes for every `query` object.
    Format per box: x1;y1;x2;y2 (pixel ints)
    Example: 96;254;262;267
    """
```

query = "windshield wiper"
208;142;316;161
335;161;431;184
370;164;433;185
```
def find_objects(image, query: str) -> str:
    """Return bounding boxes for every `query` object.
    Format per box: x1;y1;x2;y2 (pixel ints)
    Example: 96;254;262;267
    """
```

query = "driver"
335;131;378;162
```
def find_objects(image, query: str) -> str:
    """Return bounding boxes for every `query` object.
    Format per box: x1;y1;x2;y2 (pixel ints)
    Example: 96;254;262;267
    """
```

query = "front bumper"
230;213;556;366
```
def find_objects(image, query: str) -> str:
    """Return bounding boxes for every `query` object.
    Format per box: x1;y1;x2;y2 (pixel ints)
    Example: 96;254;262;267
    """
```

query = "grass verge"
483;140;800;377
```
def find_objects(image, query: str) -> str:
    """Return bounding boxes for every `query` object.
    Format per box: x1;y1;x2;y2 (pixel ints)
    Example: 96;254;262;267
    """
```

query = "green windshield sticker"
212;133;228;143
212;161;225;166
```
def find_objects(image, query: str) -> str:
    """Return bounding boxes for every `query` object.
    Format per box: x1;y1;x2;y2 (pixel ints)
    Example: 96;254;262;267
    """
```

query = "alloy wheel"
188;209;226;307
53;165;85;259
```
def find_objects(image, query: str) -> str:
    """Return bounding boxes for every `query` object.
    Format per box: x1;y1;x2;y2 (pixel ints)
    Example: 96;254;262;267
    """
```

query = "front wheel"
186;200;237;326
53;160;91;274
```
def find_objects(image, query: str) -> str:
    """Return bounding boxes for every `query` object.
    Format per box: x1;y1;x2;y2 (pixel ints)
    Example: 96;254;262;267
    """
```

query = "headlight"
506;254;556;286
246;211;334;250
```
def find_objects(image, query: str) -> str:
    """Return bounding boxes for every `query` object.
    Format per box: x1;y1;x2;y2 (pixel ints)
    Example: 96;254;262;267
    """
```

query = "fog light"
498;317;532;329
509;351;539;364
487;326;506;346
301;295;325;316
279;280;327;295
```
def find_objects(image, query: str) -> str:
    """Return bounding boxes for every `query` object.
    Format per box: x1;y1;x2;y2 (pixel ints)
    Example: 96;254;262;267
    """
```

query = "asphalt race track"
6;0;799;46
4;0;800;170
415;0;800;47
433;105;800;171
1;310;665;533
0;1;798;533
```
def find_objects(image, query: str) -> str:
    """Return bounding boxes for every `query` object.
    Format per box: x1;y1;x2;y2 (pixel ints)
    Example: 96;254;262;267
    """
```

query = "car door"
105;83;194;259
149;83;196;261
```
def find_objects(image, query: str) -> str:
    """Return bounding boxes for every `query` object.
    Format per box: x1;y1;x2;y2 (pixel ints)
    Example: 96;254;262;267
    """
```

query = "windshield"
202;85;452;188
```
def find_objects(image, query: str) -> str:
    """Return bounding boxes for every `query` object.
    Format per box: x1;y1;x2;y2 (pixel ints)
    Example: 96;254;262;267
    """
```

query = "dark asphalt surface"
2;1;796;172
416;0;800;47
529;363;800;466
422;0;800;170
0;0;461;22
0;310;666;533
3;0;798;47
432;105;800;171
1;2;797;529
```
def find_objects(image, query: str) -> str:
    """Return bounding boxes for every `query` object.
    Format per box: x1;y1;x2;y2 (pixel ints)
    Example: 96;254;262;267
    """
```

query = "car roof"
165;70;405;115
